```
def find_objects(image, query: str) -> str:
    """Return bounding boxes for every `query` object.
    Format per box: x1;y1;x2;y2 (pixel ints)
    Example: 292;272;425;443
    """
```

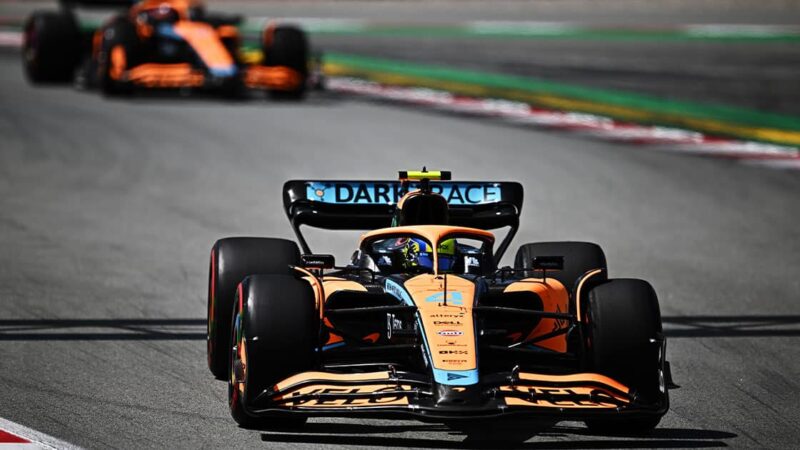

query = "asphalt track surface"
3;1;800;115
211;0;800;115
1;32;800;450
314;36;800;117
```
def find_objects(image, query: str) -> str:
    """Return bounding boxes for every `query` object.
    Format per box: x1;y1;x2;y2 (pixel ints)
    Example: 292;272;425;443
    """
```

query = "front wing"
245;370;668;420
117;63;303;90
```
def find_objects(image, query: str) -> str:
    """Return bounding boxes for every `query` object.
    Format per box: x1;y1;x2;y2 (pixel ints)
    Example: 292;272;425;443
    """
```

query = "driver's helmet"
392;190;449;226
400;237;456;272
140;3;181;23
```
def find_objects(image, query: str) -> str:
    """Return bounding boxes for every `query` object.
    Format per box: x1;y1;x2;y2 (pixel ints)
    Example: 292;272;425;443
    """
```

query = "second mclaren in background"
22;0;313;98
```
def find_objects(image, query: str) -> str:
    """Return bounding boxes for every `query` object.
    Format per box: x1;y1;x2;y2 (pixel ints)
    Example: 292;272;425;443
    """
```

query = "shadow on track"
258;420;737;449
661;315;800;338
0;318;204;341
1;315;799;341
79;86;343;107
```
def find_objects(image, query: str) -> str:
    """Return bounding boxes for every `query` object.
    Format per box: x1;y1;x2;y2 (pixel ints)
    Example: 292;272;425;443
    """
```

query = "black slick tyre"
22;11;80;83
228;274;316;429
262;25;308;100
207;237;301;379
584;279;665;433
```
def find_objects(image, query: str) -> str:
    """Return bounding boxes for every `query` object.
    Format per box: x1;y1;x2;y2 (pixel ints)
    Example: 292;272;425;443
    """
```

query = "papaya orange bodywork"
127;64;204;87
504;278;569;352
172;21;234;72
109;45;126;80
244;66;303;90
404;274;477;372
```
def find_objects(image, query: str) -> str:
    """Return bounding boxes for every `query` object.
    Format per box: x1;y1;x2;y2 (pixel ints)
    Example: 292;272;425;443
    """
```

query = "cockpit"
354;227;495;276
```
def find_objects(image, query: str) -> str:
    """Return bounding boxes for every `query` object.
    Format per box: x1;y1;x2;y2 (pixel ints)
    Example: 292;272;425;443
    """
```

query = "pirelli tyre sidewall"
262;25;309;99
229;274;316;428
22;11;81;83
586;279;666;432
207;237;301;380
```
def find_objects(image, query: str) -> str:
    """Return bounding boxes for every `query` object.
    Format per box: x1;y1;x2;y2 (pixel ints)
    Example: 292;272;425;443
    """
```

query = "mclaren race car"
206;170;675;431
22;0;311;98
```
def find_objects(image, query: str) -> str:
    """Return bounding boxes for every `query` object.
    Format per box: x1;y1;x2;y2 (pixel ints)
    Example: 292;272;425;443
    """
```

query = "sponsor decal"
308;182;329;201
438;330;463;336
433;368;479;385
384;279;413;305
500;386;626;408
433;320;462;326
552;304;569;331
425;291;463;306
431;313;466;319
285;385;411;407
443;359;468;365
305;182;501;205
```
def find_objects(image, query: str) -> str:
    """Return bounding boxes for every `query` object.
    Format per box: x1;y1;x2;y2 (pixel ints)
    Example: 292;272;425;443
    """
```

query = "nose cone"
208;65;238;79
434;384;485;408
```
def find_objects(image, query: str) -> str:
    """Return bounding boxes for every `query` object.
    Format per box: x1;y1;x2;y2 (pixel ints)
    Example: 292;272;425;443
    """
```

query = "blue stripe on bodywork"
384;278;414;306
154;24;237;77
208;66;238;77
322;341;346;351
432;368;480;385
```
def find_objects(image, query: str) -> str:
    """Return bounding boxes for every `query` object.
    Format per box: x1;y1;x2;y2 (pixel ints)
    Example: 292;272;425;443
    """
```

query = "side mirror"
531;256;563;282
301;254;335;269
530;256;564;271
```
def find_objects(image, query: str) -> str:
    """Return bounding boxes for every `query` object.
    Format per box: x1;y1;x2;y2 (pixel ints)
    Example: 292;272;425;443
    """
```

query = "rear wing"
283;180;523;260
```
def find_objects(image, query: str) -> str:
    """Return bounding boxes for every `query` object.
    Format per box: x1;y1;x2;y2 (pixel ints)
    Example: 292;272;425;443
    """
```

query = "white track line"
327;77;800;170
2;31;796;170
0;31;23;48
0;418;81;450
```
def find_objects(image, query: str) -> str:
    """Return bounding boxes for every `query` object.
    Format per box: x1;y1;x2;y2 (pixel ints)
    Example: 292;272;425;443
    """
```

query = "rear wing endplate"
283;180;523;260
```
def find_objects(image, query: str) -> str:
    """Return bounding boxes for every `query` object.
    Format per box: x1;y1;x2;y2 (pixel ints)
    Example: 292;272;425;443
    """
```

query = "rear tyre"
262;25;308;100
229;274;316;429
584;279;665;433
22;11;81;83
98;20;140;96
207;237;301;379
514;241;607;293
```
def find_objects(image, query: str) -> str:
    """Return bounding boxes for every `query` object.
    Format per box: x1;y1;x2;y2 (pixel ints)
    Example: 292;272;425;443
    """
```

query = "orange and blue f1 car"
206;170;676;431
23;0;312;98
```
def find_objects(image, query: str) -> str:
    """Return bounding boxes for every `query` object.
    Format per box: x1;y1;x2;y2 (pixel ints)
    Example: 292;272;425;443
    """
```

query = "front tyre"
207;237;301;379
22;11;80;83
228;275;317;429
584;279;666;433
262;25;308;100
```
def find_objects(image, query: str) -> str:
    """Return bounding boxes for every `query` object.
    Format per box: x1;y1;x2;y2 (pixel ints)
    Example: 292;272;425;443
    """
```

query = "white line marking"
327;77;800;170
0;418;81;450
0;31;23;48
2;29;796;170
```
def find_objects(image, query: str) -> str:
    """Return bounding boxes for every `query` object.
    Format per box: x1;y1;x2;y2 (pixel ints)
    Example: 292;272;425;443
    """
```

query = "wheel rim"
207;250;216;368
229;287;247;408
